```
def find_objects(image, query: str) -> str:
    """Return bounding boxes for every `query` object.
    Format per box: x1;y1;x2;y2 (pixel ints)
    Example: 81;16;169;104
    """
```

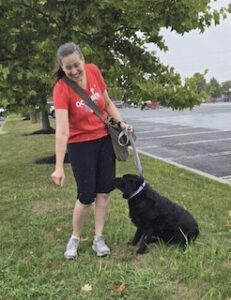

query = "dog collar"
128;181;146;200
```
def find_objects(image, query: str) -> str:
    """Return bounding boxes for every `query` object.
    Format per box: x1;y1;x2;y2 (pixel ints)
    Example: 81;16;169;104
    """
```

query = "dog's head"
114;174;145;199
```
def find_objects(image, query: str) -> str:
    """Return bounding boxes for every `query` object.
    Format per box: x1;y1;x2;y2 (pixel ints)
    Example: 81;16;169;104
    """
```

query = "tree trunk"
30;112;40;123
42;111;50;130
41;110;55;133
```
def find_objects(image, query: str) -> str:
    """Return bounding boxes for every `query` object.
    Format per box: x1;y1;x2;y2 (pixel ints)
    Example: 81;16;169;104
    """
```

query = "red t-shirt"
53;64;109;143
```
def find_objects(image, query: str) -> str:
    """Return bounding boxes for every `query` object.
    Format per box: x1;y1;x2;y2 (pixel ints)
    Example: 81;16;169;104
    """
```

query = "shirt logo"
75;87;101;109
75;99;85;108
90;88;100;101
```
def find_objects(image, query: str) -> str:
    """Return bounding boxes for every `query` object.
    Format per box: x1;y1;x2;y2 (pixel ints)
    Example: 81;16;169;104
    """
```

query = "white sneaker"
92;236;111;257
64;237;80;259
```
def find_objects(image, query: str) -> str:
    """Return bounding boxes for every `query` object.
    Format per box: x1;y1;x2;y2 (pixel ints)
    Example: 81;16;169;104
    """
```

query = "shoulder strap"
62;76;105;122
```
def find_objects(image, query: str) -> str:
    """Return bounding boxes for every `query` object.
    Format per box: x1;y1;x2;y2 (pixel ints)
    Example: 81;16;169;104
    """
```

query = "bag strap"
62;76;143;175
62;76;105;122
62;76;130;144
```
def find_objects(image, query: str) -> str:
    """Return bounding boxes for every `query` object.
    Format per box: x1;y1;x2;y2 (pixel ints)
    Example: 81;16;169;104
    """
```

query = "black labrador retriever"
114;174;199;254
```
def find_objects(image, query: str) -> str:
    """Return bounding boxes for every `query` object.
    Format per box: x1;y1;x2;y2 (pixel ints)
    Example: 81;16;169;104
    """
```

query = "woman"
51;42;133;259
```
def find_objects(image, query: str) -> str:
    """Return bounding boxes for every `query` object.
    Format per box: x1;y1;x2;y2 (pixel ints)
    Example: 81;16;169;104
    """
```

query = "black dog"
114;174;199;254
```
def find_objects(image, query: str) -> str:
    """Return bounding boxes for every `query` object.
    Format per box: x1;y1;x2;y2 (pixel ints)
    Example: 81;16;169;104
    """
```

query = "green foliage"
221;80;231;96
0;0;230;113
207;77;222;98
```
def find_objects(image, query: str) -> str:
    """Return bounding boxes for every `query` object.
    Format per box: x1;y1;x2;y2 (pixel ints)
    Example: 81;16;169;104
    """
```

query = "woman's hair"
54;42;84;80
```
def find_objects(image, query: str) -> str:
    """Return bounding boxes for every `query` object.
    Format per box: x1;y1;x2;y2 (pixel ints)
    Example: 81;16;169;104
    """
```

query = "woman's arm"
103;90;132;131
51;109;69;186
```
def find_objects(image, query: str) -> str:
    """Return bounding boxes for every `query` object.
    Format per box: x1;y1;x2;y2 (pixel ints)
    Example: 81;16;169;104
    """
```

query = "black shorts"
67;135;115;205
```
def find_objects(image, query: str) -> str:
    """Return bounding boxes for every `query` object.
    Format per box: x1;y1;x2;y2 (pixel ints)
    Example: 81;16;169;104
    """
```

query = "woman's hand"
51;168;65;187
120;121;133;134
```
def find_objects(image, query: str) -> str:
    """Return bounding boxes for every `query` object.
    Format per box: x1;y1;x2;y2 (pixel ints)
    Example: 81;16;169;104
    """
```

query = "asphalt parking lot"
121;103;231;184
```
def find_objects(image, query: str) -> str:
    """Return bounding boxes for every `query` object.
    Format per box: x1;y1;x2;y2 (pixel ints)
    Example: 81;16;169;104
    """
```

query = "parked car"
223;96;231;102
128;102;138;108
144;101;161;109
47;99;55;118
0;107;5;119
113;100;124;108
49;105;55;118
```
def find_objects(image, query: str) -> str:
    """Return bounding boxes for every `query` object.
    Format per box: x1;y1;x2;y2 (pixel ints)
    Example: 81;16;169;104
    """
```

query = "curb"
137;149;231;186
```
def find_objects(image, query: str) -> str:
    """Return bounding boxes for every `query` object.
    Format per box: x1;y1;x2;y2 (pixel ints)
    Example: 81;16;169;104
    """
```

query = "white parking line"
135;127;198;134
177;137;231;145
133;124;172;130
135;130;161;134
168;150;231;161
137;130;225;140
137;145;160;149
220;175;231;181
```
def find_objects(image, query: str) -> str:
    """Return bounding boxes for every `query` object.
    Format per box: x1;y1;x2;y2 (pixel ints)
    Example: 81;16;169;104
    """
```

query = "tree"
0;0;230;129
207;77;222;98
193;72;207;92
221;80;231;94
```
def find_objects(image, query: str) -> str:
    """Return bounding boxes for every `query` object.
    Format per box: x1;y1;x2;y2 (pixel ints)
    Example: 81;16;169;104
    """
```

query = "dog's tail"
179;226;199;250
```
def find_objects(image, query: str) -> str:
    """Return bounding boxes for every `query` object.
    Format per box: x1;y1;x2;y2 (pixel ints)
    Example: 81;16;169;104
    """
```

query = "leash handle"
118;130;129;146
128;133;144;177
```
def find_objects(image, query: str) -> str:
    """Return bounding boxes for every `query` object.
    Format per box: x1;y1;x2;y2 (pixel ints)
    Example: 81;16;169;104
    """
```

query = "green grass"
0;116;230;300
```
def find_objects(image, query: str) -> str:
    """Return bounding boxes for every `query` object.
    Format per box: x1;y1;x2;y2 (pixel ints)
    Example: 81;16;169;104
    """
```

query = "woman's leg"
94;193;110;236
64;199;91;259
92;193;111;256
72;200;91;237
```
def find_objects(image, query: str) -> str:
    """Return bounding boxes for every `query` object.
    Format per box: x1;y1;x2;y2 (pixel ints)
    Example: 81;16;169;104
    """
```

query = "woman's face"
61;52;85;83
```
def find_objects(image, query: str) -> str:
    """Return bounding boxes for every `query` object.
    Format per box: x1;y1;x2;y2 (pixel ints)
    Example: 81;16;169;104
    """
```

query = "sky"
148;0;231;83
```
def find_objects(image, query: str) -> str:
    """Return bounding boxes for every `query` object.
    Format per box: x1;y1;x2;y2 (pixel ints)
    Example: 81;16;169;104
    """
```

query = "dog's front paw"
136;248;146;255
131;239;139;246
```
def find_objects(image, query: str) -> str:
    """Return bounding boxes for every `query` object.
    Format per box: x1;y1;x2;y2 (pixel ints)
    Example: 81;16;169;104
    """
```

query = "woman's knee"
95;193;110;205
75;199;93;210
96;193;109;199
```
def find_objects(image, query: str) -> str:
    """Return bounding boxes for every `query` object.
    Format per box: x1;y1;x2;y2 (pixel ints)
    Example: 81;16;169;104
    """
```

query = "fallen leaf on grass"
224;222;231;228
40;261;49;268
113;283;127;293
81;284;93;292
228;210;231;217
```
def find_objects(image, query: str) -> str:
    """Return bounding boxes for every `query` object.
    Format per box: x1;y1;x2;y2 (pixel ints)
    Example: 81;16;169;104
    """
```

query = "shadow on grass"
35;153;70;164
23;128;55;136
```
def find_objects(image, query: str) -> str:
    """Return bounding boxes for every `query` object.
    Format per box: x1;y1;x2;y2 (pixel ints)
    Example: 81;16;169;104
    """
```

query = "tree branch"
17;2;60;28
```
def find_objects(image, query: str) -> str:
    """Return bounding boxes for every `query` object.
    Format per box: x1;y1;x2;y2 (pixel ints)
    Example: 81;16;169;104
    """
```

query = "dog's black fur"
114;174;199;254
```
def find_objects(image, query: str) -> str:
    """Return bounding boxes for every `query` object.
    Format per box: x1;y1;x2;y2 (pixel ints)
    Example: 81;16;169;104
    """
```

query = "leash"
116;129;143;177
128;134;144;177
117;130;145;199
128;133;144;177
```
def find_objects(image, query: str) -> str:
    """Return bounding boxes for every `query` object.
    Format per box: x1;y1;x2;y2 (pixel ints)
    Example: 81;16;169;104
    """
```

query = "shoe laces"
68;238;79;249
95;237;108;249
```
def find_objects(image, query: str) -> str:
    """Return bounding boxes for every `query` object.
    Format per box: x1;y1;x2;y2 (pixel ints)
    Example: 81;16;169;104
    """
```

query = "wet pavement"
121;103;231;183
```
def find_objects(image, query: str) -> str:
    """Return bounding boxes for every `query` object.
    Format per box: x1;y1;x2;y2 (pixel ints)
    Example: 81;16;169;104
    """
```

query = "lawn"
0;117;230;300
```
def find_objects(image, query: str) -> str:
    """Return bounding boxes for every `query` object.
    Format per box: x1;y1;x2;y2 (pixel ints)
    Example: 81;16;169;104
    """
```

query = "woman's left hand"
120;121;133;134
